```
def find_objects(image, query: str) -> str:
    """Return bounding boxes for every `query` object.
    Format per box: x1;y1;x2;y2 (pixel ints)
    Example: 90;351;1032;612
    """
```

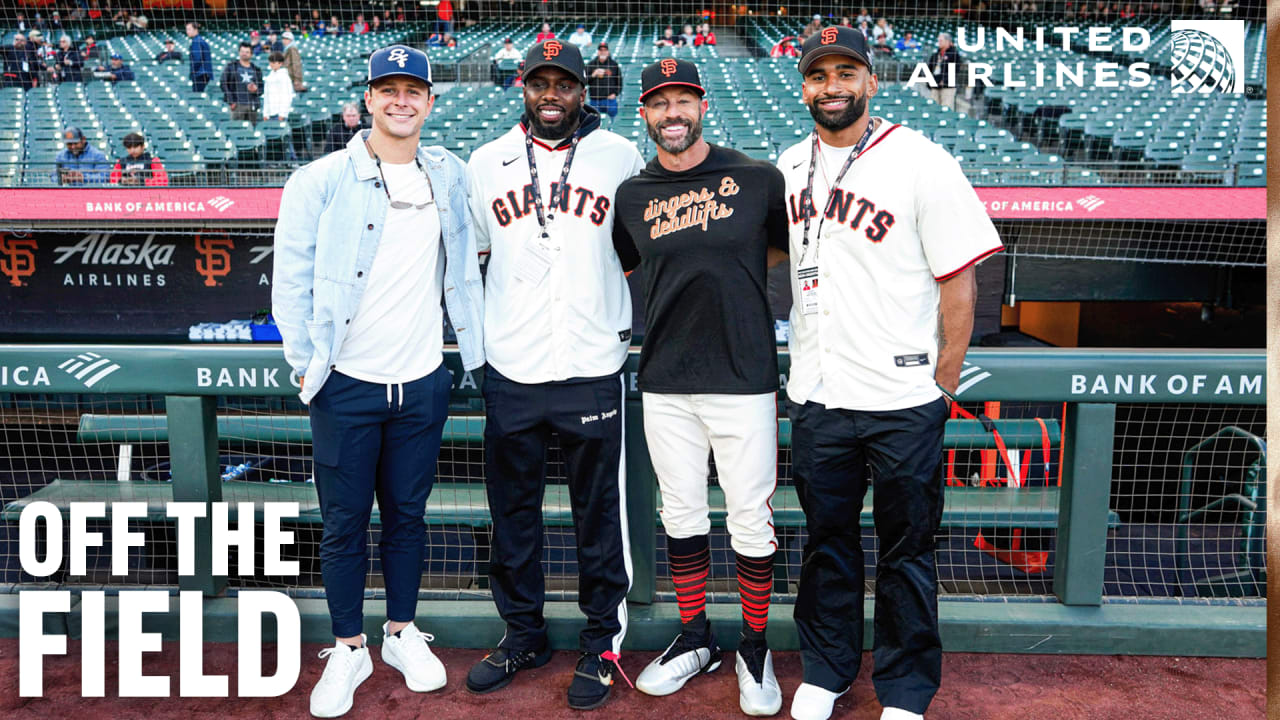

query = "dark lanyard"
801;118;877;259
525;129;581;238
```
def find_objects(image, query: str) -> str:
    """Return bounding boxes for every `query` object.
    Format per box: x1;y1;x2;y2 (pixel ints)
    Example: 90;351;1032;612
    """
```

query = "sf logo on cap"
387;47;409;67
820;27;839;45
543;40;562;59
660;59;678;76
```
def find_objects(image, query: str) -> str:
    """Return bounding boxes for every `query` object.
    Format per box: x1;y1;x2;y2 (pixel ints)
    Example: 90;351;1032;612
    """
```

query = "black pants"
308;367;452;638
482;365;631;654
789;397;948;715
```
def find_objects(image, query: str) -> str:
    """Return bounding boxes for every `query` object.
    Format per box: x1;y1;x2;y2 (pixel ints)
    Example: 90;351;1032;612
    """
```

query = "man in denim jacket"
272;44;484;718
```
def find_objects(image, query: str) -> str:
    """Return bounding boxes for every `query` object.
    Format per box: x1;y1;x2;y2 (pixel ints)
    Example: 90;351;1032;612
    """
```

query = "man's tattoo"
937;308;948;354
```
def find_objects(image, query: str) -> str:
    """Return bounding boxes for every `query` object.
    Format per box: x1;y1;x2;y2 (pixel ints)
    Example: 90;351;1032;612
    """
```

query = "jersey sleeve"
465;155;491;255
914;143;1003;280
764;163;789;253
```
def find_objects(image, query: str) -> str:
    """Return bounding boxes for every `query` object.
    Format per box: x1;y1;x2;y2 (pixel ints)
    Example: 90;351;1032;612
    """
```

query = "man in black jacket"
155;38;182;63
220;41;262;124
925;32;961;109
3;32;39;88
586;42;621;119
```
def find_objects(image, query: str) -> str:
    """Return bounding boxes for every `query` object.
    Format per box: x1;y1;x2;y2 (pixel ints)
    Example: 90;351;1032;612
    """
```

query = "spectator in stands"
14;12;28;33
655;26;679;46
96;53;135;82
82;35;99;63
87;1;105;21
312;20;327;38
327;15;342;36
569;24;593;54
48;11;62;32
155;38;182;63
54;35;83;83
52;126;109;185
926;32;960;109
872;18;893;43
323;101;365;155
800;14;823;41
856;6;873;24
535;22;555;43
437;0;454;33
873;34;894;56
187;22;213;92
28;31;52;63
839;16;853;27
492;37;522;88
371;15;383;32
586;42;620;119
681;24;697;45
221;41;263;124
694;23;717;45
3;32;38;89
282;30;306;92
351;14;369;34
895;31;921;50
428;32;457;48
267;30;283;53
110;132;168;186
263;51;295;121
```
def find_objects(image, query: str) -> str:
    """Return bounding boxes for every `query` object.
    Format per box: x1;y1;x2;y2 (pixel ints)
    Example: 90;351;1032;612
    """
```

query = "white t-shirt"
777;119;1003;411
335;160;444;384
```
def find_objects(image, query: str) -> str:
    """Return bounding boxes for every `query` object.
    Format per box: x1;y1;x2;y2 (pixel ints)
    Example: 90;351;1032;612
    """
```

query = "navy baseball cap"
639;58;705;102
367;44;432;86
798;26;873;74
522;39;586;85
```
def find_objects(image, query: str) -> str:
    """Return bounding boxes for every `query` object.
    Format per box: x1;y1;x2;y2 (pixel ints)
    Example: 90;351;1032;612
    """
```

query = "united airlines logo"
388;47;410;67
956;361;991;396
58;352;122;388
1170;20;1244;94
1076;194;1105;212
208;195;235;212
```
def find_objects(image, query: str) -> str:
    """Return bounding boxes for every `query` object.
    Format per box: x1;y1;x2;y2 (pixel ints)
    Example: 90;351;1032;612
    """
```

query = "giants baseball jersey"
776;118;1003;411
467;111;645;384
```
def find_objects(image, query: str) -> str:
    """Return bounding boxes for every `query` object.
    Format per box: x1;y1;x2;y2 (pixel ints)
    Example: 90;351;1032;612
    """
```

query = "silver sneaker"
634;632;722;697
736;646;783;716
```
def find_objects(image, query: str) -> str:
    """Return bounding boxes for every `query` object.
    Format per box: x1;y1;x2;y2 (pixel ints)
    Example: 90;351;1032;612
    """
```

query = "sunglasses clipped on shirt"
372;150;436;210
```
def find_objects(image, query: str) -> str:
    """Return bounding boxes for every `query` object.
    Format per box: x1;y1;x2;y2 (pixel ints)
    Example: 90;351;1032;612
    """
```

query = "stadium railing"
0;345;1264;656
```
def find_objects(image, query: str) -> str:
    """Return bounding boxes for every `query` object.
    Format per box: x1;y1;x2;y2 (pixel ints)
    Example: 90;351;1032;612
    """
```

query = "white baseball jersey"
468;118;645;384
776;118;1003;412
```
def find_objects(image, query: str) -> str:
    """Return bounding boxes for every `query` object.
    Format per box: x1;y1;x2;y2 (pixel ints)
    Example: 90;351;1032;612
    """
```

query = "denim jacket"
272;130;485;404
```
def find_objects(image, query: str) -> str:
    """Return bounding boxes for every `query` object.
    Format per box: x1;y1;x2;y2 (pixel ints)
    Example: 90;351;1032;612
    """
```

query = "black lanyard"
525;129;581;238
801;118;877;259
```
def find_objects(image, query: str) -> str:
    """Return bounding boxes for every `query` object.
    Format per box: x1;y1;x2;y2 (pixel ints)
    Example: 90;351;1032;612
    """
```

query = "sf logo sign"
660;59;678;76
387;47;410;68
195;235;235;287
820;27;840;45
0;235;37;287
543;40;562;59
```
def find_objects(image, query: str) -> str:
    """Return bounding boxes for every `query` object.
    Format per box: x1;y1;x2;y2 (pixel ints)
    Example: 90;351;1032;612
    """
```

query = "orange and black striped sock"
668;534;710;630
736;551;774;635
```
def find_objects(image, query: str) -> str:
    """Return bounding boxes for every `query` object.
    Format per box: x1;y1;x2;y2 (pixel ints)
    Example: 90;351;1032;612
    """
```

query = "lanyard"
801;118;877;260
525;129;581;238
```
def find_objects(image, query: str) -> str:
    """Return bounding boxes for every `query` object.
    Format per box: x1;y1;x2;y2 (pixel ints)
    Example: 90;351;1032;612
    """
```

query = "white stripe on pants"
643;391;778;556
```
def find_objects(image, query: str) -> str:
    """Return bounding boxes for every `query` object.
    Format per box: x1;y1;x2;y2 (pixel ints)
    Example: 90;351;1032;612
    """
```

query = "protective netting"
0;4;1264;188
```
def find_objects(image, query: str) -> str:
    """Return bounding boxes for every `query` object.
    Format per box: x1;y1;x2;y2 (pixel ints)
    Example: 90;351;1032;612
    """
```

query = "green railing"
0;344;1265;656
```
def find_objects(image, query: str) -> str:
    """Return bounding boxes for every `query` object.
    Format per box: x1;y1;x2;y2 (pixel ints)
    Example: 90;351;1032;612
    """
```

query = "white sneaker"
380;621;448;692
736;647;783;716
634;632;722;696
790;682;847;720
881;708;924;719
310;635;373;718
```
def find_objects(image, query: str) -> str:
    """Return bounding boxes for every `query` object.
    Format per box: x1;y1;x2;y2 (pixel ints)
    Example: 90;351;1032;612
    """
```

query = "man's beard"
646;115;703;155
807;93;867;132
526;98;581;139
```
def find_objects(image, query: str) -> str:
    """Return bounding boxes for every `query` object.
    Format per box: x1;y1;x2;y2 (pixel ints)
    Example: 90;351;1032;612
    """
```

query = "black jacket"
220;59;263;107
926;46;961;87
2;45;39;86
585;56;622;100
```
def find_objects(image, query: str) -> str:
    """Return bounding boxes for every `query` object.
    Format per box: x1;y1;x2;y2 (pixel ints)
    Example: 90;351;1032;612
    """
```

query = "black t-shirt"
613;144;788;394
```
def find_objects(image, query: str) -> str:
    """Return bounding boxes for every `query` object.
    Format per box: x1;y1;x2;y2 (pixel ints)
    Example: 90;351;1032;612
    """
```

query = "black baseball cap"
798;26;873;74
522;39;586;85
639;58;704;102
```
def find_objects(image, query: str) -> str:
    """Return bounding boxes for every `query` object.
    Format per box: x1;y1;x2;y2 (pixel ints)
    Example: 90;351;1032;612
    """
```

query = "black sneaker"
465;644;553;694
567;652;624;710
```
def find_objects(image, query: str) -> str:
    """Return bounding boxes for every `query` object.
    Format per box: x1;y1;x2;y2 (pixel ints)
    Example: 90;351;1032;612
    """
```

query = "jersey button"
823;271;830;278
823;310;830;315
367;224;374;230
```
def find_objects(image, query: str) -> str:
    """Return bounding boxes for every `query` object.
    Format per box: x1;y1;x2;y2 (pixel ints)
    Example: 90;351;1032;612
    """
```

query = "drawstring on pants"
385;383;404;411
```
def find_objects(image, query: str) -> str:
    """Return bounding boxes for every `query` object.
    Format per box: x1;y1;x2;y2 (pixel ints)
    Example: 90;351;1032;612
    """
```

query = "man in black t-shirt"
613;59;788;717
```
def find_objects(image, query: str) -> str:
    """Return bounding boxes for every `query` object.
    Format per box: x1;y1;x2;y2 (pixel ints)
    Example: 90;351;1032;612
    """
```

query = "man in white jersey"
775;27;1003;720
273;45;486;718
464;38;645;711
